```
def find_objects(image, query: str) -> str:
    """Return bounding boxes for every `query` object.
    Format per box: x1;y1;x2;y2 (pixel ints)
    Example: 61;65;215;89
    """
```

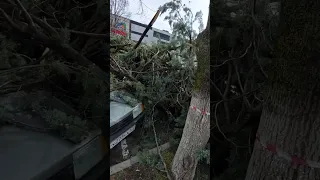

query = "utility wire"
140;1;157;12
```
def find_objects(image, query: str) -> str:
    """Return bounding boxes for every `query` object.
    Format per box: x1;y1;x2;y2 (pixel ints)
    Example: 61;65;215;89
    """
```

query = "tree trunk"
245;0;320;179
171;92;210;180
171;9;210;180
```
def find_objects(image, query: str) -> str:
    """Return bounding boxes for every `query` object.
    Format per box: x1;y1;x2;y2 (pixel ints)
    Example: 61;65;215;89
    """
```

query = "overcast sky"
127;0;209;33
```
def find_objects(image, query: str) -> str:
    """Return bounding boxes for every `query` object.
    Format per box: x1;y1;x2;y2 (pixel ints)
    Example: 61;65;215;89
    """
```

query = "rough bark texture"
171;94;210;180
171;11;210;180
245;0;320;179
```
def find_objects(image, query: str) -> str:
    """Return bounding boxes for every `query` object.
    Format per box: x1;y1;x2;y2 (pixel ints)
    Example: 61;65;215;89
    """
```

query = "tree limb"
0;1;111;73
13;0;36;29
59;28;110;39
30;14;59;37
0;8;21;30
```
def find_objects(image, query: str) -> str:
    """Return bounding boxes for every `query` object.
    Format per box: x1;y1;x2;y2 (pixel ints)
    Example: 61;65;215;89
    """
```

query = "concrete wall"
130;20;154;43
110;14;173;44
130;20;172;44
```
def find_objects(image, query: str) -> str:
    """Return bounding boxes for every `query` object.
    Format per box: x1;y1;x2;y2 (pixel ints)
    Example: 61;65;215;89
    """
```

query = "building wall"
130;20;154;43
110;14;173;44
130;20;172;44
110;14;131;38
151;28;171;43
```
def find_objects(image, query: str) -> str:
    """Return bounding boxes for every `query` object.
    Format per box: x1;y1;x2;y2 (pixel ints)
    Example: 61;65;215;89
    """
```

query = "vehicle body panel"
109;91;145;150
0;125;103;180
0;126;73;180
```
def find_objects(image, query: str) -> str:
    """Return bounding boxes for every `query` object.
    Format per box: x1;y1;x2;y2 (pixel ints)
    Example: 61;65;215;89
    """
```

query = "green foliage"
48;60;109;125
160;0;204;41
111;34;195;128
196;148;210;165
137;150;174;172
137;151;164;170
162;151;175;168
76;65;109;124
42;109;89;143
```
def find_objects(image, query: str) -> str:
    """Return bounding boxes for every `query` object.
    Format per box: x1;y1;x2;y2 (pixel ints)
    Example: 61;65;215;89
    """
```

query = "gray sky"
127;0;209;33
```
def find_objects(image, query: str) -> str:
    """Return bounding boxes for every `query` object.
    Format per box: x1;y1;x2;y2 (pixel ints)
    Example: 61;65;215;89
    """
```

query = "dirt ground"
111;163;165;180
110;119;209;180
111;162;210;180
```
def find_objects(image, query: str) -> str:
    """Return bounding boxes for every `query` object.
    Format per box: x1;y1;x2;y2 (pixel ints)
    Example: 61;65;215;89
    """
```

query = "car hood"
110;101;133;127
0;125;74;180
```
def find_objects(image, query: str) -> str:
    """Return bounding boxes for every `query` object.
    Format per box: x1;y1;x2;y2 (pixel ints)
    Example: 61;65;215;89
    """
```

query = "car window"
110;101;133;127
110;91;139;107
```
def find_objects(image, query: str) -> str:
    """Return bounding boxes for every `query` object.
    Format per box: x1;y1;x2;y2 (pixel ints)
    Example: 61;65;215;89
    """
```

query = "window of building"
131;31;148;37
153;31;170;41
131;20;152;30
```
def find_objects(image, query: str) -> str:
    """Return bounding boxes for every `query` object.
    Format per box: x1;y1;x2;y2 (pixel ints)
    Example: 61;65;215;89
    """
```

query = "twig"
214;101;249;149
131;67;173;74
14;0;36;29
151;103;172;180
30;14;59;36
212;42;252;68
0;64;48;75
12;53;34;62
236;102;245;124
57;28;109;39
214;100;238;148
139;49;160;71
52;11;62;28
211;79;223;97
110;43;132;48
233;61;254;110
64;2;97;18
0;80;13;89
211;82;265;104
223;63;232;124
0;7;21;29
253;42;268;78
223;63;232;97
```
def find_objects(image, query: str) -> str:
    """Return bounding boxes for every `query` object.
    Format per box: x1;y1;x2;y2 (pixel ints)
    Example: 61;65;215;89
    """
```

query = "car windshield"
110;91;141;127
110;91;139;107
110;101;133;127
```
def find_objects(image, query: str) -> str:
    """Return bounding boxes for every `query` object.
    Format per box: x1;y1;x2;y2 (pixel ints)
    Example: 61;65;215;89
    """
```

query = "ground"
110;119;172;166
111;161;210;180
110;113;209;180
111;164;166;180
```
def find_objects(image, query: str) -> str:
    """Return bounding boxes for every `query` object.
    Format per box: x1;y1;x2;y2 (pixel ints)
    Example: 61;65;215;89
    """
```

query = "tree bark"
171;8;210;180
171;93;210;180
245;0;320;179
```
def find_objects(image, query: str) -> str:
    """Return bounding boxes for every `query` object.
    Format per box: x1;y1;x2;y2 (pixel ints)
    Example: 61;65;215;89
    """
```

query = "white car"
110;91;145;149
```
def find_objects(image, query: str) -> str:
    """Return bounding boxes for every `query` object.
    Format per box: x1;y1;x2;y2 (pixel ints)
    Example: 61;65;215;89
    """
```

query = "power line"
140;0;157;12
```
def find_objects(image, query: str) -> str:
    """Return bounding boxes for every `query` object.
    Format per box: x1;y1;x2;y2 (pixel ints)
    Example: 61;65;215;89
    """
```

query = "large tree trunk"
245;0;320;179
171;8;210;180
